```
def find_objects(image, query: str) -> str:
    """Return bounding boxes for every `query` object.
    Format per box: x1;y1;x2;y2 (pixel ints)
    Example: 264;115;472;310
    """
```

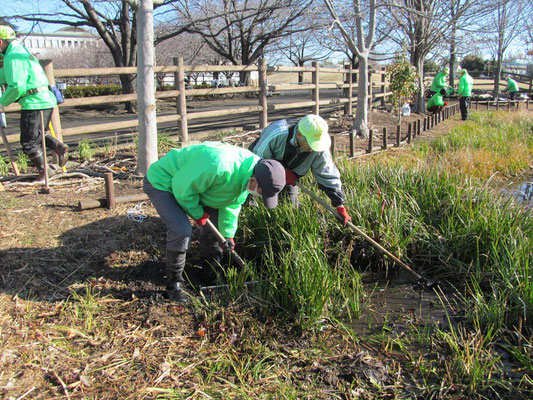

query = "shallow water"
499;175;533;207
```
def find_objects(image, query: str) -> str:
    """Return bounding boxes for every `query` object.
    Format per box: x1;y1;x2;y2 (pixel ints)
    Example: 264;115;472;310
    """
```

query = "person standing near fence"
503;77;519;101
248;114;352;226
0;25;69;181
458;69;474;121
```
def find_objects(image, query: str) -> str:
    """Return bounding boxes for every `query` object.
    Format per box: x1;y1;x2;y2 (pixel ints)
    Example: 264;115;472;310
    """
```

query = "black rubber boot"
165;250;189;303
29;153;56;182
46;135;69;167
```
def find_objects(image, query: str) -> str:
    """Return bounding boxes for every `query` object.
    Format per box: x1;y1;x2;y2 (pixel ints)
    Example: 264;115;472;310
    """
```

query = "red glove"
336;206;351;226
285;169;298;186
194;211;210;226
220;237;235;253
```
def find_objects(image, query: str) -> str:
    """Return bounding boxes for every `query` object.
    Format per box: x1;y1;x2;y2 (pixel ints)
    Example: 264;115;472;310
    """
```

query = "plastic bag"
401;103;411;117
49;85;65;104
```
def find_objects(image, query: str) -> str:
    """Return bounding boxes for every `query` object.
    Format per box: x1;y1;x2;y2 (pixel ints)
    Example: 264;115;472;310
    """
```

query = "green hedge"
63;84;122;98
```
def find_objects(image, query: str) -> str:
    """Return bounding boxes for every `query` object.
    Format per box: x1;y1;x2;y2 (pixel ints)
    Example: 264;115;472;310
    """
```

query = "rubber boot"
29;153;56;182
165;250;189;303
45;135;69;167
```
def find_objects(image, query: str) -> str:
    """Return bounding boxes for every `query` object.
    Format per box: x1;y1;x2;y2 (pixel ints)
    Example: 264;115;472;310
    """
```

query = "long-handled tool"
296;182;432;286
205;219;246;269
39;111;50;193
0;108;20;176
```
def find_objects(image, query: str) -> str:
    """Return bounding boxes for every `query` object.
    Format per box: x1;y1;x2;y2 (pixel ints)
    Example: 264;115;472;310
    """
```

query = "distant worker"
429;66;450;97
143;142;286;302
249;114;352;226
458;69;474;121
503;77;519;101
426;92;448;115
0;25;69;181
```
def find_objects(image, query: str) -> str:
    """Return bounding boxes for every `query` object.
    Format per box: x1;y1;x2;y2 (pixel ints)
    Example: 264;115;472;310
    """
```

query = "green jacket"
430;71;448;93
506;79;519;93
458;73;474;97
146;142;260;238
0;40;57;109
427;92;444;109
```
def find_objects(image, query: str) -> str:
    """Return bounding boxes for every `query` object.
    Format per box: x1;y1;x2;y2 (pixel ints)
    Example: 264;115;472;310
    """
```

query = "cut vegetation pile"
0;111;532;399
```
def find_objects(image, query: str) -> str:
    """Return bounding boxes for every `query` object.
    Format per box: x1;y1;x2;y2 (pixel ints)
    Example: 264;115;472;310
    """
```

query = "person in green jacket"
458;69;474;121
143;142;285;302
426;92;448;115
429;66;450;97
0;26;69;180
503;77;519;101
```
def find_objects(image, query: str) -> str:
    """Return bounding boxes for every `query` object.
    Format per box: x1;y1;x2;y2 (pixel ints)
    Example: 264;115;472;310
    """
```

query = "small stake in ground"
39;111;50;194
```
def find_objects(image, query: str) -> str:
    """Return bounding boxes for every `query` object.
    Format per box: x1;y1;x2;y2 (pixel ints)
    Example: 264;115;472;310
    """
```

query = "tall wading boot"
29;153;56;182
45;135;69;167
165;250;189;303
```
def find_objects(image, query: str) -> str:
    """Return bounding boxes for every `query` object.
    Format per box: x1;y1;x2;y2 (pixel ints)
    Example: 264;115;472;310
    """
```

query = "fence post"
344;64;353;115
368;71;374;113
367;129;373;153
396;124;401;147
349;131;355;157
380;67;387;108
417;119;421;136
258;58;268;128
407;123;412;144
486;101;489;110
40;60;63;156
496;100;500;111
330;135;336;157
382;127;387;150
312;61;320;115
173;57;188;144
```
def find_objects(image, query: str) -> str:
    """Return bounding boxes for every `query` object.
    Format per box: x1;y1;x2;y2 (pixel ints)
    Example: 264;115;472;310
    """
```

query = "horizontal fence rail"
2;58;391;145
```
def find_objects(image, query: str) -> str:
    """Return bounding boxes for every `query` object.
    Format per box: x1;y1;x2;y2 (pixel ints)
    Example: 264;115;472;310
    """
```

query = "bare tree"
484;0;527;97
174;0;312;83
323;0;377;138
10;0;188;112
275;28;332;83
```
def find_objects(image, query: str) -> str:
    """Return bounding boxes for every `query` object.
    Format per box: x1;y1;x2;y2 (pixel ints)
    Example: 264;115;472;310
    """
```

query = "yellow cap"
297;115;331;152
0;26;16;40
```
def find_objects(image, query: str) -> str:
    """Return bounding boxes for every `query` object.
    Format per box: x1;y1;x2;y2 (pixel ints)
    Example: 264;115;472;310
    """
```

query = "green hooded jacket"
506;79;519;93
0;40;57;109
427;92;444;109
430;71;448;93
146;142;260;238
458;73;474;97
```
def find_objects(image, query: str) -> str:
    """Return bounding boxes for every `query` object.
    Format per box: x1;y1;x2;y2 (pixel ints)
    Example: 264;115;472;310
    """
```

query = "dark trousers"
459;97;470;121
20;108;55;158
509;92;516;101
143;177;222;259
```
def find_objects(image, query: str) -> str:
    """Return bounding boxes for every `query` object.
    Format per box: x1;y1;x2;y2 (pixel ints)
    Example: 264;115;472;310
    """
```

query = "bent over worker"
426;92;447;115
249;114;351;226
429;66;449;96
0;26;68;181
143;142;286;303
503;77;519;101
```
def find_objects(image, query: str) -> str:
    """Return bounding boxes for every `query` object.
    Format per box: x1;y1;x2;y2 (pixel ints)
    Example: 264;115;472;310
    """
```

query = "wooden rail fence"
2;58;392;145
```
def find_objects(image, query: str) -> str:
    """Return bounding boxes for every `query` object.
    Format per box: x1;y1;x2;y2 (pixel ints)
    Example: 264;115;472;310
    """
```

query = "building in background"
19;27;99;57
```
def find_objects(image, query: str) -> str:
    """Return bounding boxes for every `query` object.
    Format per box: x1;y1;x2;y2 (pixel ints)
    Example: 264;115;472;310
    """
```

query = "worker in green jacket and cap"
143;142;286;302
429;66;450;97
503;77;519;101
426;92;448;115
0;25;69;181
458;69;474;121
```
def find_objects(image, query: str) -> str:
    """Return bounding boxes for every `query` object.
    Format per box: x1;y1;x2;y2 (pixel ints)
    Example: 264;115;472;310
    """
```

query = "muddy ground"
0;110;471;399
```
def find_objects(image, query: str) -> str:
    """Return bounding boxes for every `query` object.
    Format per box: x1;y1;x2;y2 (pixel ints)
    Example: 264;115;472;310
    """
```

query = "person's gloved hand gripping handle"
194;211;210;226
336;206;351;226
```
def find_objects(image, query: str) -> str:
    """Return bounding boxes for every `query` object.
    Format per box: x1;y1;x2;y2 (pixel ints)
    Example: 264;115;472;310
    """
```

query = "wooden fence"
2;58;392;145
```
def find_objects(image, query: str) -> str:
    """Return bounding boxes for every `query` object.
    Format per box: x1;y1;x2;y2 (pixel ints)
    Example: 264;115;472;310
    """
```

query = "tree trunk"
136;0;158;175
449;27;456;89
351;55;369;138
120;74;137;113
414;56;425;114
